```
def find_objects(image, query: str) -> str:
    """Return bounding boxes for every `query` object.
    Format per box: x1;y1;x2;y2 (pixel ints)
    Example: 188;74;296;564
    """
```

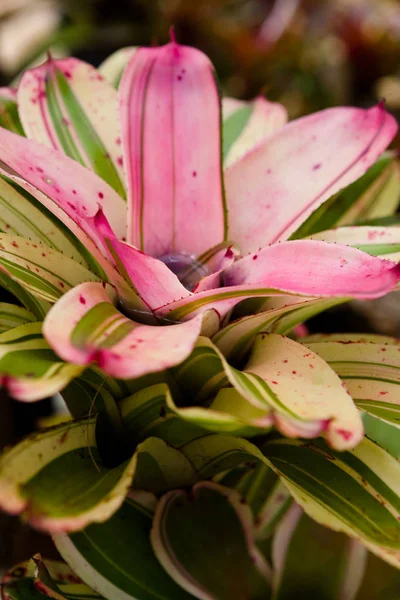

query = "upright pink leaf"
225;104;398;253
120;42;226;258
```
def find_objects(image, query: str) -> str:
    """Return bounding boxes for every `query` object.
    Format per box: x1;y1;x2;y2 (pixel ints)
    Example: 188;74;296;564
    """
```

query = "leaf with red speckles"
0;415;197;533
0;87;24;135
307;225;400;266
302;333;400;457
43;281;203;379
171;335;362;450
262;436;400;557
119;42;226;257
222;96;287;167
225;104;398;253
157;240;400;323
0;233;100;303
0;126;132;290
18;58;126;197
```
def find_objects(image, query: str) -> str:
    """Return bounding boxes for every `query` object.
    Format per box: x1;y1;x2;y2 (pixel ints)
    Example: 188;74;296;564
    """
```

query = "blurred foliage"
2;0;400;117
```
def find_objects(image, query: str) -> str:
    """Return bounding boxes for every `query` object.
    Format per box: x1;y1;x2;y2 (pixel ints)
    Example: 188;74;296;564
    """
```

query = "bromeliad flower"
3;43;400;598
0;40;398;403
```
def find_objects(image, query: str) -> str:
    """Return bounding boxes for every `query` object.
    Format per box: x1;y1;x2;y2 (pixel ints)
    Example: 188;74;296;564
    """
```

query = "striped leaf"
0;176;92;266
43;282;203;379
1;555;105;599
0;302;35;332
0;87;24;134
261;436;400;551
98;47;137;88
0;416;138;532
173;335;363;450
151;482;272;600
18;57;126;197
271;505;367;600
0;234;100;303
292;155;400;239
0;321;84;401
308;225;400;263
53;492;194;600
213;296;345;363
0;126;139;302
216;462;292;541
301;333;400;456
0;270;50;319
120;383;208;449
222;96;287;167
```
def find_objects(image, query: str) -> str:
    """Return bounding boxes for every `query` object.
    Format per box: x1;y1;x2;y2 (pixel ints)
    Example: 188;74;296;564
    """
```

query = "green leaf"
0;269;50;318
0;302;35;332
0;176;90;265
261;436;400;550
292;156;400;238
1;555;105;599
272;505;367;600
0;88;24;135
0;233;100;303
54;491;194;600
213;297;345;364
151;482;272;600
98;47;137;88
302;333;400;462
0;416;138;532
0;321;84;401
173;334;363;449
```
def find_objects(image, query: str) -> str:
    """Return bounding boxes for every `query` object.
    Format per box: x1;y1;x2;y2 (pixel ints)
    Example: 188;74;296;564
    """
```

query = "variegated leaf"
43;282;203;379
1;555;105;599
261;436;400;553
222;96;287;167
292;155;400;238
0;87;24;134
53;491;194;600
98;47;137;88
18;57;126;197
173;335;363;450
151;482;272;600
0;234;100;303
272;504;367;600
0;302;35;332
213;296;345;363
0;321;84;401
0;176;92;265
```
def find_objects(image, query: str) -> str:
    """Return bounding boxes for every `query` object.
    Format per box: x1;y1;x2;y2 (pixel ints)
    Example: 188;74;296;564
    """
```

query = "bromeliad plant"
2;39;400;599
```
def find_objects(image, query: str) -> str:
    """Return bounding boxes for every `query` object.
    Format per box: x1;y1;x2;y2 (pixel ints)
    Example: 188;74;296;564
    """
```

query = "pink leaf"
120;41;226;257
225;104;398;253
43;282;202;379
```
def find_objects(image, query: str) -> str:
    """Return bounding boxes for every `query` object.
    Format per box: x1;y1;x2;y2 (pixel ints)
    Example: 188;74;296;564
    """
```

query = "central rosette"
159;253;209;291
